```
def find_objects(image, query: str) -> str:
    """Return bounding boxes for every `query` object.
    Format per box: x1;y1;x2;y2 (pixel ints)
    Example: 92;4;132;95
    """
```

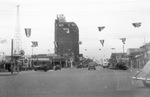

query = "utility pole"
120;38;126;57
11;39;14;60
14;5;22;55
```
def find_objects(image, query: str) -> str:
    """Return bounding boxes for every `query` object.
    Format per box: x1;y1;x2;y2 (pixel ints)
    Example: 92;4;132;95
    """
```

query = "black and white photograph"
0;0;150;97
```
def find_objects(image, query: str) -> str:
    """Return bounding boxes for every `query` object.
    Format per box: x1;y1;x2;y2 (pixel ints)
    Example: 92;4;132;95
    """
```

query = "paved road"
0;67;150;97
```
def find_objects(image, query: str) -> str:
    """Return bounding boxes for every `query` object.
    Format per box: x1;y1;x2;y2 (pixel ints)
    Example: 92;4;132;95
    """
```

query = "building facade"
54;14;79;61
127;43;150;68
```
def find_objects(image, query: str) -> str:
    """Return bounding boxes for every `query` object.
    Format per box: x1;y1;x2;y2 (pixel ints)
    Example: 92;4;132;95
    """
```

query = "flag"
120;38;126;44
132;22;141;27
98;26;105;31
54;41;59;48
100;40;105;47
25;28;31;37
31;41;38;47
63;28;70;33
78;41;82;45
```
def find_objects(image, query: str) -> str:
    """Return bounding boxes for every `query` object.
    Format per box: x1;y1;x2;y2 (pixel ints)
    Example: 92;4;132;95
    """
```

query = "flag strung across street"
54;41;59;48
25;28;31;38
132;22;141;27
31;41;38;47
120;38;126;44
98;26;105;32
100;40;105;47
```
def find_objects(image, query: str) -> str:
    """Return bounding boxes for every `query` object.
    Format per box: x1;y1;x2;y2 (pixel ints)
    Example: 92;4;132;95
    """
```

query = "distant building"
54;14;79;61
127;43;150;68
110;53;128;63
0;52;5;62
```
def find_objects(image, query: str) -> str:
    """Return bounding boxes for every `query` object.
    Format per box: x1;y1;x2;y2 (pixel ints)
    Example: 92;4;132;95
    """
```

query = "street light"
120;38;126;56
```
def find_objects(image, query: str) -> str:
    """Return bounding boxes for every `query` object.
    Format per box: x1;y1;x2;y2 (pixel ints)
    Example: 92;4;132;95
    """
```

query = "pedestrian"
10;61;14;74
16;60;20;74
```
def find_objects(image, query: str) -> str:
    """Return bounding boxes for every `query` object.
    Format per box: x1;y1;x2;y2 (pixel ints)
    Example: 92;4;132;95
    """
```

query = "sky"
0;0;150;60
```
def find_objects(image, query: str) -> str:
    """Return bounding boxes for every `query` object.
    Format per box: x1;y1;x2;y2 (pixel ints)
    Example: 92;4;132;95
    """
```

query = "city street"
0;67;150;97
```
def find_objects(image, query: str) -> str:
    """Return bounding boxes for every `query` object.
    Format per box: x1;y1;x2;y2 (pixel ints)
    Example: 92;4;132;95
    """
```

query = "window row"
56;23;76;27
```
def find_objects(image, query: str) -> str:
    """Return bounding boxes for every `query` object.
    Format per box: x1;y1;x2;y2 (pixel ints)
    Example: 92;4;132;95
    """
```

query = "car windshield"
1;0;150;97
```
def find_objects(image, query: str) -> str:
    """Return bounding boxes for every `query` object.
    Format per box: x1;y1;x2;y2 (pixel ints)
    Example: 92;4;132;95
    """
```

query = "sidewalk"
0;70;35;76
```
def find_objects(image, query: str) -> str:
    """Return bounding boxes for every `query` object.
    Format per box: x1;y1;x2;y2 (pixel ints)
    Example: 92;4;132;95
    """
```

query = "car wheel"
142;80;150;88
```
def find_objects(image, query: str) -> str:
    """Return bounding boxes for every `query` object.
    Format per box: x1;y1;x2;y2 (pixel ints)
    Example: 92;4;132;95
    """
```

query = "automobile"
54;65;61;70
33;64;51;71
132;60;150;88
88;65;96;70
88;62;96;70
82;64;88;68
33;60;53;72
102;62;109;68
117;65;129;70
76;65;83;69
109;63;129;70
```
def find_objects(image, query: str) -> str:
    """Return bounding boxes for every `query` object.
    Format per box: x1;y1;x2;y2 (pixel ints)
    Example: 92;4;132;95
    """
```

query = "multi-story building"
54;14;79;61
127;42;150;68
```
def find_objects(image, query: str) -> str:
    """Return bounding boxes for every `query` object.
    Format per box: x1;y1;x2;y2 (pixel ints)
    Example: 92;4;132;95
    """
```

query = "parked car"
33;60;53;72
54;65;61;70
88;62;96;70
102;62;109;68
76;64;83;69
34;63;53;71
88;65;96;70
82;64;88;68
109;63;129;70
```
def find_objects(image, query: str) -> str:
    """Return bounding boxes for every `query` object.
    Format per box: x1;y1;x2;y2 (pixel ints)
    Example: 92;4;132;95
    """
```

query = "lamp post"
120;38;126;57
31;45;34;69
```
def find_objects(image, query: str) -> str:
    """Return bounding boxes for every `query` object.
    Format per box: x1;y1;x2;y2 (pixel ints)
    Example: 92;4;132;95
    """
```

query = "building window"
59;24;64;27
63;24;68;28
72;24;76;26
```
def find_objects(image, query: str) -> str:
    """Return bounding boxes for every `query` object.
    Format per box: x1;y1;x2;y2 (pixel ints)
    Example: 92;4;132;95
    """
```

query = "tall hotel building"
54;15;79;60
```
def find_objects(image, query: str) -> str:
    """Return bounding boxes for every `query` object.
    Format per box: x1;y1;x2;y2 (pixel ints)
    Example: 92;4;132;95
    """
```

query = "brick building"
54;14;79;62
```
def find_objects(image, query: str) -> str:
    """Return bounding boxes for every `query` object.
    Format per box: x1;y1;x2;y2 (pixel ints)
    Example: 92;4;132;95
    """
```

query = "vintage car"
132;60;150;88
34;64;50;71
102;62;109;68
33;58;53;72
88;62;96;70
54;65;61;70
88;65;96;70
76;64;83;69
